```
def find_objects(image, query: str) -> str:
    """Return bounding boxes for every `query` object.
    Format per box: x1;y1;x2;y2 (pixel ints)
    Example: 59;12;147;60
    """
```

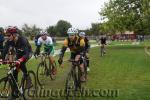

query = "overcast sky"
0;0;108;29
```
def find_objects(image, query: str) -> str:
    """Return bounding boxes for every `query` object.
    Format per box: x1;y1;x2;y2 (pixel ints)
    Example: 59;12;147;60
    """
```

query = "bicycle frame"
0;61;25;98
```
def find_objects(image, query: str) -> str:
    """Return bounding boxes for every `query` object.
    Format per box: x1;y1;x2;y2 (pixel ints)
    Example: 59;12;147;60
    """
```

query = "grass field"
0;41;150;100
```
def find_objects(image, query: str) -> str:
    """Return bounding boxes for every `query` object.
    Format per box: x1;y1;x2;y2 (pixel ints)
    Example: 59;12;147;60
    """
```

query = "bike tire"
65;72;77;100
36;62;47;86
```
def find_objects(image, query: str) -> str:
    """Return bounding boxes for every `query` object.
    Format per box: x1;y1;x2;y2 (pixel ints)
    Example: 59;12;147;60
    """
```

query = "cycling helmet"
67;28;78;35
6;26;18;34
39;30;47;36
79;32;86;37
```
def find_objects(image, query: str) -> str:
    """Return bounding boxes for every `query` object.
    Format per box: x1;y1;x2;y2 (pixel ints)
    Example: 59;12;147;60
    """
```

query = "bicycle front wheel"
0;76;11;99
37;62;48;86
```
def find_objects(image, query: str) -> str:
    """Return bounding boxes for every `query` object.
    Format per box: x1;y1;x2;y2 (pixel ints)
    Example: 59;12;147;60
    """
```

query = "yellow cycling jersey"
63;36;85;53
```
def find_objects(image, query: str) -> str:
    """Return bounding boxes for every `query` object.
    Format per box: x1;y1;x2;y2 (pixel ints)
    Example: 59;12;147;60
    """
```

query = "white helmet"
39;30;47;35
67;27;78;35
79;32;86;37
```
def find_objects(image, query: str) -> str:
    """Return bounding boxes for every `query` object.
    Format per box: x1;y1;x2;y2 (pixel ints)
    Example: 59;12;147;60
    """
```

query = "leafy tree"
90;23;101;35
46;26;57;36
22;24;41;40
99;0;150;35
55;20;72;36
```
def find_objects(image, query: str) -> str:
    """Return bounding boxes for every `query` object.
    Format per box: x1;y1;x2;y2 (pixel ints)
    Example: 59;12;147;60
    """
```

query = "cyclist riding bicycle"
58;27;86;82
100;35;107;54
0;26;32;98
34;30;57;75
78;32;90;71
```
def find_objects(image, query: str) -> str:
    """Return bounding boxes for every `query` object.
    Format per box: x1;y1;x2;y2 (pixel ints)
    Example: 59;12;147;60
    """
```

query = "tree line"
2;0;147;38
99;0;150;35
1;19;100;40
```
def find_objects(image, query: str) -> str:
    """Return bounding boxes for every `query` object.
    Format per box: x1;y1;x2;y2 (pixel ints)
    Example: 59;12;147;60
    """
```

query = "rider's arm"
78;38;85;54
59;39;68;58
85;38;90;52
35;37;42;55
19;38;31;62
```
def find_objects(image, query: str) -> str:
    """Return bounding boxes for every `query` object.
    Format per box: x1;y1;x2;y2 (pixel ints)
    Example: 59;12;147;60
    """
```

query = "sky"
0;0;109;30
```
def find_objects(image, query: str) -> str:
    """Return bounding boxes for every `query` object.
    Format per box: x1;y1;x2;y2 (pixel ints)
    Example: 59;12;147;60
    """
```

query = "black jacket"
2;36;32;60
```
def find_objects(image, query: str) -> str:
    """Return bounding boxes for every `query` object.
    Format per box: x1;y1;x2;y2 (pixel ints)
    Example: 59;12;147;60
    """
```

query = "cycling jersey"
100;37;106;44
60;36;85;58
36;36;54;56
2;36;32;60
83;37;90;52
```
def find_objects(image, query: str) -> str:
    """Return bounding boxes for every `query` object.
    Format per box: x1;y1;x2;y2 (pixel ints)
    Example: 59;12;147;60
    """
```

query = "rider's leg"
49;55;57;75
75;55;85;82
20;62;28;79
103;44;106;53
49;56;55;67
20;61;32;88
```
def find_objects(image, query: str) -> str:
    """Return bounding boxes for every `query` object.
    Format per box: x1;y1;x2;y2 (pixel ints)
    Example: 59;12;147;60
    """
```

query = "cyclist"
100;35;107;54
58;27;86;82
1;26;32;98
78;32;90;71
0;27;5;59
34;31;57;75
34;32;42;47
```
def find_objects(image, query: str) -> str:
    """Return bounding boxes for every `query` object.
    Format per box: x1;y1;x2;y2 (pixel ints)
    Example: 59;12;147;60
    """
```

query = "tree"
55;20;72;36
22;24;31;36
22;24;41;40
46;26;57;36
99;0;150;35
90;23;102;35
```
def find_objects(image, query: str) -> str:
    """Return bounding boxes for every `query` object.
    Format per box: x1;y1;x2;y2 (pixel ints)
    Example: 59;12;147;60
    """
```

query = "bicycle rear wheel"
23;70;37;99
0;76;11;99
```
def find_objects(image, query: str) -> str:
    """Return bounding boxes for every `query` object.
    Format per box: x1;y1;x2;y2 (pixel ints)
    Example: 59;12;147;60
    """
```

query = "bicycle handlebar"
0;60;17;65
35;52;49;58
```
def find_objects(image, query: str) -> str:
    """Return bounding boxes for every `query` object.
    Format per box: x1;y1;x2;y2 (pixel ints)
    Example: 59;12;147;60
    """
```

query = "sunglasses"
6;34;12;37
68;34;75;37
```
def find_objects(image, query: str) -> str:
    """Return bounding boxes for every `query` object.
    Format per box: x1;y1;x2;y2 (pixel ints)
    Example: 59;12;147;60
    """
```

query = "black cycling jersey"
2;36;32;60
100;37;106;44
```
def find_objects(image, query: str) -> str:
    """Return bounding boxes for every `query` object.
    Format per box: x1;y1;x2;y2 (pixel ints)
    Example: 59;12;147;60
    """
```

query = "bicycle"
0;61;37;100
36;52;57;87
65;55;88;100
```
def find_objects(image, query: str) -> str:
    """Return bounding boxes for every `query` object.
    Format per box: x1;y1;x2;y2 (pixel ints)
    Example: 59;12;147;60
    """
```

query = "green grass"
1;41;150;100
